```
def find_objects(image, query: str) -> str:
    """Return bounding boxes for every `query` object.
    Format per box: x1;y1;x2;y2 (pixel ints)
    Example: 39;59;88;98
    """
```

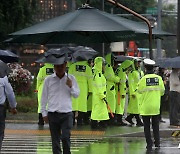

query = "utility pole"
178;0;180;56
157;0;162;58
102;0;105;57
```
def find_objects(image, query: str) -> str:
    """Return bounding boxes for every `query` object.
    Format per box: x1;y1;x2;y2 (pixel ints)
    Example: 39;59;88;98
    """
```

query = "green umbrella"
5;5;174;44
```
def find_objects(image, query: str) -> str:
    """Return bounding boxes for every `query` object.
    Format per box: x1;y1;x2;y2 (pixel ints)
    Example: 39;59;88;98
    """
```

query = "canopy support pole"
106;0;153;59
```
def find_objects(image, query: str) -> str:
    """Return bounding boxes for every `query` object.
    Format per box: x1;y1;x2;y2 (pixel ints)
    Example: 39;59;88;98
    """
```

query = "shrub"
16;96;38;113
7;63;32;95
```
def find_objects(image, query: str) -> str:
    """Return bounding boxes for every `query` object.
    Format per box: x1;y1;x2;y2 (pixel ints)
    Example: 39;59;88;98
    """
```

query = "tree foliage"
0;0;37;42
76;0;156;14
161;4;177;57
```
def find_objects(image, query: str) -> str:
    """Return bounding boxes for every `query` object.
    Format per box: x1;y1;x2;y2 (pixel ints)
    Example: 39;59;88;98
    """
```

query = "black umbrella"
5;5;174;44
160;56;180;68
35;48;71;64
0;60;11;78
0;49;19;63
114;55;134;62
70;46;98;62
155;58;169;67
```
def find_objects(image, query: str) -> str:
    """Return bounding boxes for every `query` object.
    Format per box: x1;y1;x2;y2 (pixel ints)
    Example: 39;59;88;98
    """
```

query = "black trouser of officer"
48;112;73;154
0;105;6;151
142;115;160;149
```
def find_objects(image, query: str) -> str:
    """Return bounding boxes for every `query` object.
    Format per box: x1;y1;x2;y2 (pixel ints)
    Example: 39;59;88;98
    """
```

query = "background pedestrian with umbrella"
0;60;17;151
169;67;180;128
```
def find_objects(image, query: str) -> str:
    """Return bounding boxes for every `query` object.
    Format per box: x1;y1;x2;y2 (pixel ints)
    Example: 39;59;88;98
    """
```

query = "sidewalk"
5;116;179;138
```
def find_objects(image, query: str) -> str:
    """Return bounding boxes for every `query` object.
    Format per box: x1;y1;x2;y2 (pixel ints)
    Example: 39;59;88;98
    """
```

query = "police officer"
115;60;133;126
104;53;120;125
68;60;93;125
91;57;109;129
125;59;143;126
137;59;165;150
36;63;54;125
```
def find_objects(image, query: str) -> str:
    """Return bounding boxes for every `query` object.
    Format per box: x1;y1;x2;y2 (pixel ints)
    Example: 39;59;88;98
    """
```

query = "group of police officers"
36;52;164;132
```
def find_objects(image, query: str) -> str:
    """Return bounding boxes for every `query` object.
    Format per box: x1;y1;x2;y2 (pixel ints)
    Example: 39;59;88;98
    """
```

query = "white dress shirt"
0;76;17;108
41;73;80;117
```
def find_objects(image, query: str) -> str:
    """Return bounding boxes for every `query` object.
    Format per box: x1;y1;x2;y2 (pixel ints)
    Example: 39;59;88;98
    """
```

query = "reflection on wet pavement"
74;137;180;154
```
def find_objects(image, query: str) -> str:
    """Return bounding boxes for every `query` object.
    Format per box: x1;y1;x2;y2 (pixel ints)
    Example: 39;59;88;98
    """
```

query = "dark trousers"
48;112;73;154
169;91;180;126
142;115;160;148
0;105;6;151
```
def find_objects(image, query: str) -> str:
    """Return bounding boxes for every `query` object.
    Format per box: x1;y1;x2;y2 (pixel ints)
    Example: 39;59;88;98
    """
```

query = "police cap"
143;58;155;65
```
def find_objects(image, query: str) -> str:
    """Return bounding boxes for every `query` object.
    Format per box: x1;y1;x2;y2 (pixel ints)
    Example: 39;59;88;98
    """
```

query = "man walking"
41;53;80;154
0;76;17;151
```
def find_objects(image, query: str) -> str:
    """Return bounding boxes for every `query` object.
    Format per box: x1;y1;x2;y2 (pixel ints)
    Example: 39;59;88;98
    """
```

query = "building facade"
18;0;76;75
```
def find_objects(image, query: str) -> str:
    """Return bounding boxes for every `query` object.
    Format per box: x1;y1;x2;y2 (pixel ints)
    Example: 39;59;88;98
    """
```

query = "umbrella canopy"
36;48;69;64
0;60;11;78
0;49;19;63
114;55;134;62
5;6;174;44
70;46;98;62
159;56;180;68
36;46;98;63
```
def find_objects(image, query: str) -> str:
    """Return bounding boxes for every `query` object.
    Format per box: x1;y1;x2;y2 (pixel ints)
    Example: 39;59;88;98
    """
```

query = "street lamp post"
178;0;180;56
157;0;162;58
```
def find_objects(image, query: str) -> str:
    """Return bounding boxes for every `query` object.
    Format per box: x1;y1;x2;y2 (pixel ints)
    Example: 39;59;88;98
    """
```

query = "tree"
0;0;37;43
161;4;177;57
76;0;156;14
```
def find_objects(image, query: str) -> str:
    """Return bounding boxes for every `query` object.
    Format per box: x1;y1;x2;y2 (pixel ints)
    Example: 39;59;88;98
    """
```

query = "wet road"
2;118;180;154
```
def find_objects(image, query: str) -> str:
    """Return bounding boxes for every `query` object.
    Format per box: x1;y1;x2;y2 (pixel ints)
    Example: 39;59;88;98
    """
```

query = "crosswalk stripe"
1;134;102;154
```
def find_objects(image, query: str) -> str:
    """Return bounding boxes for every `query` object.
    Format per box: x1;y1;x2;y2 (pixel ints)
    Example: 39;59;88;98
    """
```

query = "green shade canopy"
4;6;175;44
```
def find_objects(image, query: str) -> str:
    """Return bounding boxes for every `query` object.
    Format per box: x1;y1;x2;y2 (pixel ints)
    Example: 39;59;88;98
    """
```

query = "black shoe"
155;144;160;148
118;121;127;126
125;118;134;125
146;146;152;151
136;122;144;127
160;119;166;123
38;121;44;126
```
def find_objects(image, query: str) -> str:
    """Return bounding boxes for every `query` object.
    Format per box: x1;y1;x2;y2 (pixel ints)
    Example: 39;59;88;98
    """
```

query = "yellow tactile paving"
5;129;105;136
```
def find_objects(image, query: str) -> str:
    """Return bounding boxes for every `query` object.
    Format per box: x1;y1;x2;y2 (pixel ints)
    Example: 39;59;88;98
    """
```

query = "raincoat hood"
105;53;111;65
121;60;133;70
93;57;104;73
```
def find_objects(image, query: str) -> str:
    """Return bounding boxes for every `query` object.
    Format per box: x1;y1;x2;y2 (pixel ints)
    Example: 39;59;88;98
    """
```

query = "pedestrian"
41;53;80;154
0;76;17;151
36;63;54;125
137;59;165;150
91;57;109;129
169;68;180;127
158;67;167;123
